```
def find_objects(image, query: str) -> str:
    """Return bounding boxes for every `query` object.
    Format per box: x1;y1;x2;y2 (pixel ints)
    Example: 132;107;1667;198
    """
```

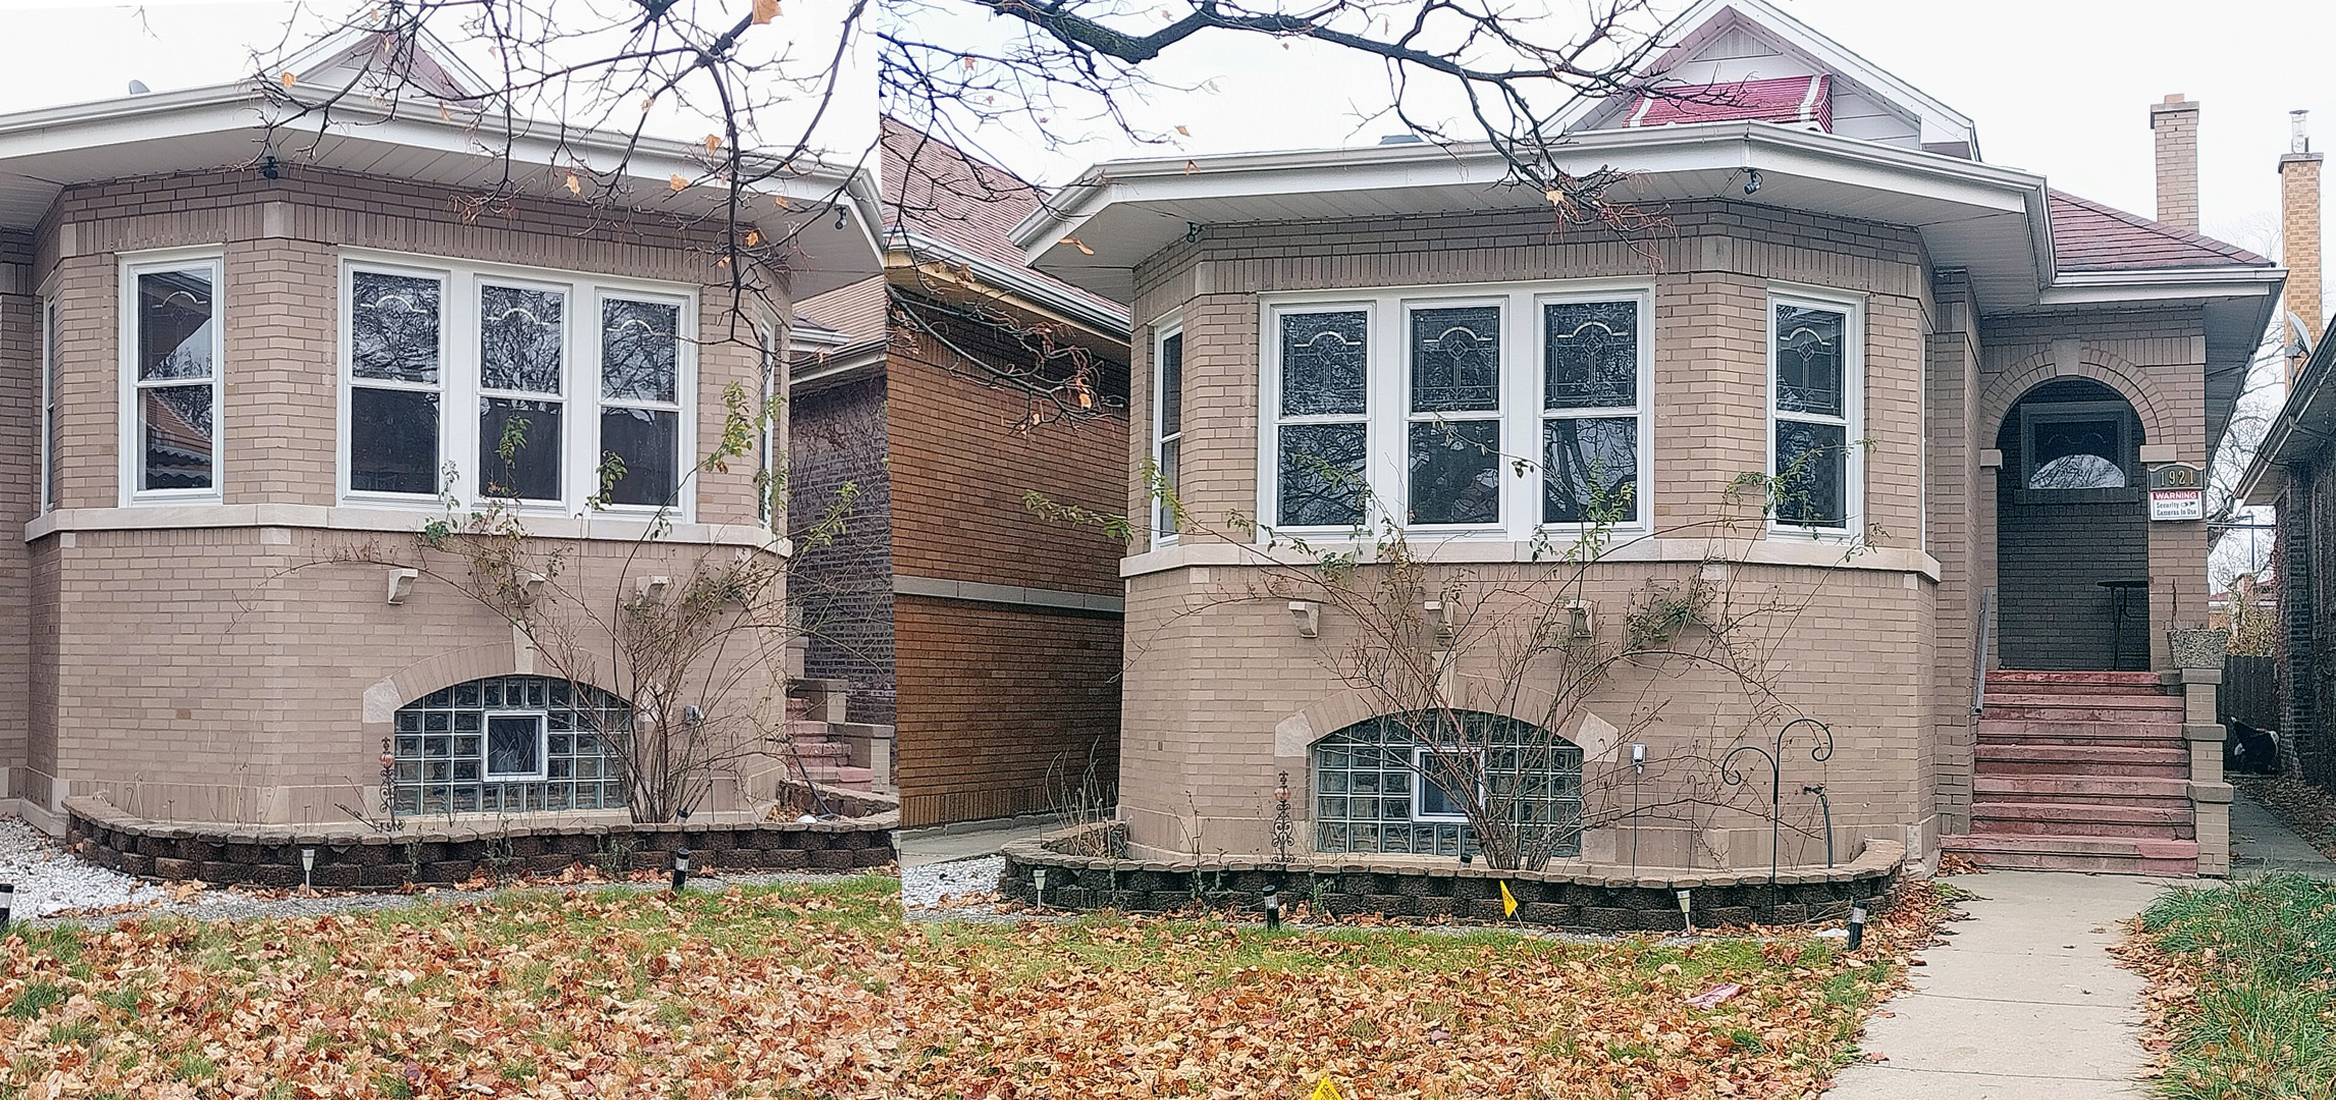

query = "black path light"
1847;899;1870;950
1720;717;1836;886
1;881;13;934
671;846;691;892
1263;882;1282;931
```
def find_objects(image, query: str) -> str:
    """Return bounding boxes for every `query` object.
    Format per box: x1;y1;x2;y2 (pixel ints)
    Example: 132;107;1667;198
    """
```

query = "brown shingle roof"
793;276;888;344
879;117;1126;317
2048;189;2271;272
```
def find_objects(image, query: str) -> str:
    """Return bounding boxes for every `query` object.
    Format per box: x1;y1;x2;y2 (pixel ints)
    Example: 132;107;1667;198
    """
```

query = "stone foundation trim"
892;574;1125;614
1120;537;1941;581
26;504;789;556
1001;822;1903;932
65;796;896;889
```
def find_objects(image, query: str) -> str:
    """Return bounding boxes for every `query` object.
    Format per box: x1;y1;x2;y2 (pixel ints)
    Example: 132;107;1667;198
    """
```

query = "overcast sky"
0;0;2329;260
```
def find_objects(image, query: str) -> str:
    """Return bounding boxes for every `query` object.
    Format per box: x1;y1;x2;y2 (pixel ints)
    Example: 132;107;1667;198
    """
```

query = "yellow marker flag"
1500;881;1519;917
1311;1076;1345;1100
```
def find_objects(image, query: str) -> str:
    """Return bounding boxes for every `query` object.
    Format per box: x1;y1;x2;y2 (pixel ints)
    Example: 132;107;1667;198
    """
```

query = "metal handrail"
1971;587;1996;715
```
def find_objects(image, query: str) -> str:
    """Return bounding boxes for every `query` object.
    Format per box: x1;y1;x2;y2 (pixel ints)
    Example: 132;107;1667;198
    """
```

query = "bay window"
120;253;223;503
340;254;694;515
1260;282;1650;541
1768;292;1862;532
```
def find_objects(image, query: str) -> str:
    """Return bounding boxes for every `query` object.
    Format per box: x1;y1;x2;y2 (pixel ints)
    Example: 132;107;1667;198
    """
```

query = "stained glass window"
1771;300;1855;529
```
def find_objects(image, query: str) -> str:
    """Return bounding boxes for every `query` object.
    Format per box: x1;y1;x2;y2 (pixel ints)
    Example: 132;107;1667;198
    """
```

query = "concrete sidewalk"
1823;871;2174;1099
898;817;1054;868
2228;792;2336;879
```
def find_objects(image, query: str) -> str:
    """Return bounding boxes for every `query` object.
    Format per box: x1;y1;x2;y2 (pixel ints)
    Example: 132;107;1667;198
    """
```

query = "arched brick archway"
1990;369;2154;670
1980;346;2170;450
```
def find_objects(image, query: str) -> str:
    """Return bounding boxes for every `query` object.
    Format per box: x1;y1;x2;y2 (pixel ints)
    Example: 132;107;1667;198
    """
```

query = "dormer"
1561;0;1979;159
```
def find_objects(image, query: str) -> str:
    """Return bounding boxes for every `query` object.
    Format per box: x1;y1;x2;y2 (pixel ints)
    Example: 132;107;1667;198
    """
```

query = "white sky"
0;0;2328;261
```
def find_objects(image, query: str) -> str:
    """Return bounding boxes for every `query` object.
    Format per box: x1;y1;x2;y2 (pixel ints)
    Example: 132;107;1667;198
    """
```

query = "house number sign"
2147;463;2204;522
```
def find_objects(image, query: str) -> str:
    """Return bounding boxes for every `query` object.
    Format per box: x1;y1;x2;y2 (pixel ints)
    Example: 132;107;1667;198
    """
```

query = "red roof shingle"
878;118;1125;318
2047;189;2270;272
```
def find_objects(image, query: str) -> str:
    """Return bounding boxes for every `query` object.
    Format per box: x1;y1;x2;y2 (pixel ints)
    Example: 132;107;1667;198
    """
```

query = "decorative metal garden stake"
1803;785;1836;868
378;737;399;830
671;846;691;893
1721;718;1837;885
1263;883;1282;931
1;881;12;934
1847;899;1869;950
1271;772;1295;867
301;848;317;891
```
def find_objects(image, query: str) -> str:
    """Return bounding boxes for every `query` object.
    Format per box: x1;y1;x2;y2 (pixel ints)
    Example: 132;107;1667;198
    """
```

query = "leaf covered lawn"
903;882;1955;1099
2;876;902;1099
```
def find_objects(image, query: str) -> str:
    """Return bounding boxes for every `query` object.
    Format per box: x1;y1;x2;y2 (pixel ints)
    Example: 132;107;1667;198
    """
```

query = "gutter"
892;229;1131;336
1011;120;2049;258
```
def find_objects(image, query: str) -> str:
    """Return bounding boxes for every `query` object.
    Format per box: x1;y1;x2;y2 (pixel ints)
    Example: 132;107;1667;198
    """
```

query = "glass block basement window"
391;676;631;814
1312;711;1584;858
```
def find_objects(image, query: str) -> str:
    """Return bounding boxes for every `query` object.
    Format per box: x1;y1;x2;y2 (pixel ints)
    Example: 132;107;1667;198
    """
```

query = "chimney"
2152;94;2201;233
2282;109;2324;353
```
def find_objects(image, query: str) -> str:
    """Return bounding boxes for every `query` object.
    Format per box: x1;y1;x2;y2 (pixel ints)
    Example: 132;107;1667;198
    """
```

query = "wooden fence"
2221;654;2279;731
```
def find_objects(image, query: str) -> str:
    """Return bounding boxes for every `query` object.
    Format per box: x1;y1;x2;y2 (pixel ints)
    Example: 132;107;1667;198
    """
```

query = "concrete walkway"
2228;792;2336;879
1824;871;2175;1099
897;817;1054;868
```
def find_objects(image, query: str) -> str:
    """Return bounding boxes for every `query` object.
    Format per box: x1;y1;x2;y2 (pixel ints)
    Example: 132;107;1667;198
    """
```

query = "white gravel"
903;854;1003;910
2;815;176;918
2;814;885;927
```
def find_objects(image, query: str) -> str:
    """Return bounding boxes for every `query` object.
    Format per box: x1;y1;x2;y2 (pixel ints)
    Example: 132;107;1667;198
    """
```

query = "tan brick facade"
0;166;793;826
1106;202;2221;869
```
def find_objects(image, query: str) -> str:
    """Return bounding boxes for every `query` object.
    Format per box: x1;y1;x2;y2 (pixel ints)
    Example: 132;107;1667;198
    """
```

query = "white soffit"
1017;122;2047;311
0;85;884;298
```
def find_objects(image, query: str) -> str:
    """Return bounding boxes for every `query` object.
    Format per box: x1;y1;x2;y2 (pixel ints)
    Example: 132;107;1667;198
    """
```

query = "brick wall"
2152;96;2202;233
894;597;1122;827
0;228;34;799
886;304;1129;826
12;167;792;824
788;372;897;724
2283;448;2336;785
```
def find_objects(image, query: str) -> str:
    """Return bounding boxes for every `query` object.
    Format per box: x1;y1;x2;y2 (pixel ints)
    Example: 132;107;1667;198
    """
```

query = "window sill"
26;504;788;556
1122;535;1940;581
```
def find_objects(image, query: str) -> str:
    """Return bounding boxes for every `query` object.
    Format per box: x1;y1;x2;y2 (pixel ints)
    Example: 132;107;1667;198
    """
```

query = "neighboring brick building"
790;121;1130;828
1009;0;2279;875
0;31;880;829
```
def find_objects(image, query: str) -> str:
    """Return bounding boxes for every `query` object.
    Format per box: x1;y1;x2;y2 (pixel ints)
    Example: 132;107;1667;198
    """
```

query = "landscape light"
1847;899;1869;950
1676;888;1693;934
1;881;13;933
1263;883;1282;931
1032;868;1048;909
301;848;317;890
672;846;691;893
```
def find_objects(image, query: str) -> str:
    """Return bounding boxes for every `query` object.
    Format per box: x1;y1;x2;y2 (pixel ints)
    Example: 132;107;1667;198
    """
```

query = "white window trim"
1257;279;1655;544
38;280;59;514
756;318;779;527
1151;315;1185;548
1765;285;1865;540
475;274;574;506
118;248;226;507
335;249;699;521
483;710;551;782
1410;745;1479;822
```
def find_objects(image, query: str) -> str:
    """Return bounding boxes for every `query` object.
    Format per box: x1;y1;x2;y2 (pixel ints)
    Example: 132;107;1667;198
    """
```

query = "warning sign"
2148;463;2204;521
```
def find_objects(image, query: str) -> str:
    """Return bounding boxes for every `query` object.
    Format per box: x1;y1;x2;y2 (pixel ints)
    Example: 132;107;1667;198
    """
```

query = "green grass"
2138;874;2336;1099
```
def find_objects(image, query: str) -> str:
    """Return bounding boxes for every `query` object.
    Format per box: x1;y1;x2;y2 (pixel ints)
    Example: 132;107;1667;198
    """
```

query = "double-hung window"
1261;282;1651;542
598;296;685;508
341;254;694;515
121;254;223;503
1152;324;1185;543
39;293;59;512
1768;292;1862;533
1268;306;1371;529
348;268;447;496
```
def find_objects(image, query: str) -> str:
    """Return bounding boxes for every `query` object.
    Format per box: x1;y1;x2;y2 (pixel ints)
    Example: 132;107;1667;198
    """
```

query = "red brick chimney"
2282;109;2324;355
2152;94;2201;233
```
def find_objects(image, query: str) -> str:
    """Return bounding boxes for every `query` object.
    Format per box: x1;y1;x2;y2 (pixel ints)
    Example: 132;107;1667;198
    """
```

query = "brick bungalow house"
788;120;1129;828
1011;0;2279;875
0;30;880;830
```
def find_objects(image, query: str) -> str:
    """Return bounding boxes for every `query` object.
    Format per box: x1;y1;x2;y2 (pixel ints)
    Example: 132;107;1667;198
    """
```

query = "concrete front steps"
779;679;890;793
1942;670;2199;875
